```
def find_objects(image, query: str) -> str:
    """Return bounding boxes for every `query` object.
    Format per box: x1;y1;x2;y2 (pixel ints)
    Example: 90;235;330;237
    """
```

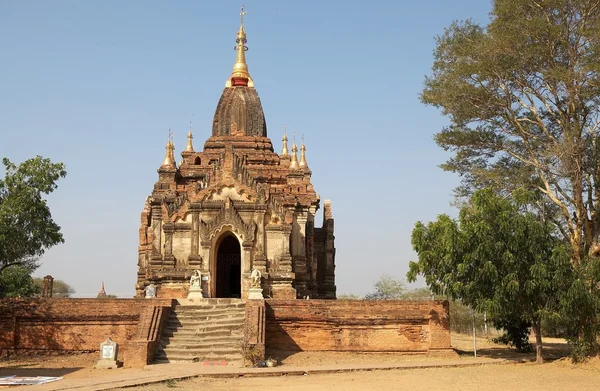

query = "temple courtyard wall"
0;298;172;367
0;299;453;367
265;300;452;354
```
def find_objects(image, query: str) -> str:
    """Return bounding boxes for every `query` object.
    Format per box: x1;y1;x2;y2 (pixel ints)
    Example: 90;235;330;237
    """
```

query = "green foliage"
340;282;435;301
558;256;600;361
421;0;600;265
337;293;362;300
32;278;75;298
401;287;435;300
0;265;41;298
0;156;66;273
492;316;533;353
409;188;572;361
541;315;568;339
449;300;486;335
364;275;406;300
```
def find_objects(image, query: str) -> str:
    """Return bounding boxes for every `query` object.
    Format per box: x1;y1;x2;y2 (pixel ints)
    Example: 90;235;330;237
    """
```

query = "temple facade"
135;15;336;300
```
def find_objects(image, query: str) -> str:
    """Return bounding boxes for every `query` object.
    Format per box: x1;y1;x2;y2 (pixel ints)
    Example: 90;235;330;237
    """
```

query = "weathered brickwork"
0;298;453;365
265;300;453;355
244;299;266;360
0;298;173;367
136;21;336;301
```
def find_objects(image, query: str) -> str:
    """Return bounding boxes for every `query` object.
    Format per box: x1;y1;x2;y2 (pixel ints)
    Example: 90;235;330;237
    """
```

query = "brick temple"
0;11;453;365
135;15;336;300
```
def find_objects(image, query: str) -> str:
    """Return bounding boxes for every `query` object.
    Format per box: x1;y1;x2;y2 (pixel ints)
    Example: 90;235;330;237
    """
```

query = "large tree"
364;275;406;300
421;0;600;266
408;189;572;363
32;278;75;298
0;265;41;298
0;156;66;273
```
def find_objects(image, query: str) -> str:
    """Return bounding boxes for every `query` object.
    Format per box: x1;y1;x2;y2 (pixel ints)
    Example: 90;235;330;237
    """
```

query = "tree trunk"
532;320;543;364
570;230;582;268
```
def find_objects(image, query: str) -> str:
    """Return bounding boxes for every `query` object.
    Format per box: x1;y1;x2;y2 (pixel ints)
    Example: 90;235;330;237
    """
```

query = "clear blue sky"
0;1;492;297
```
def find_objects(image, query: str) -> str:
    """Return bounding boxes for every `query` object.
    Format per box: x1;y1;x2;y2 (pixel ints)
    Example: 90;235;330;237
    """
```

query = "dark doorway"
216;235;241;298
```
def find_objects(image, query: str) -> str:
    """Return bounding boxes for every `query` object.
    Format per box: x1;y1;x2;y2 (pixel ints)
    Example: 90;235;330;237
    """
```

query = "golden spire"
169;130;177;167
162;130;176;168
290;132;299;169
226;5;254;87
299;135;307;168
185;121;194;152
281;124;289;157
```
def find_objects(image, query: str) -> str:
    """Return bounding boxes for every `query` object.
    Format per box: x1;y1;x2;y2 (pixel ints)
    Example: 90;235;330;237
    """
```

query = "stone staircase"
154;299;246;364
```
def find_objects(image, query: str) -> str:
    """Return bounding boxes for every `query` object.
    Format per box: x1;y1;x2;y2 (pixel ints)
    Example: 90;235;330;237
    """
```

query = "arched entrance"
215;234;241;298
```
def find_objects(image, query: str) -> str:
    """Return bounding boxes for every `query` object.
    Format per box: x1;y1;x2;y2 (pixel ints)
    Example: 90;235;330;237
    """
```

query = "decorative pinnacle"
169;129;176;167
227;5;254;87
281;124;289;157
290;132;299;169
186;121;194;152
299;135;307;167
162;129;176;167
240;4;247;26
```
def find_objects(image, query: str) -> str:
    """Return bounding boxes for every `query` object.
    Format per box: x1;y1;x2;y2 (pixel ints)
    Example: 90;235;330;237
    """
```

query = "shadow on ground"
455;341;571;362
0;352;97;378
0;366;84;377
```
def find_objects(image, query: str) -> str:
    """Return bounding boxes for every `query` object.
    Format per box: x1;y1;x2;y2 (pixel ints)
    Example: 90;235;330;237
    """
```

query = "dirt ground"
119;334;599;391
121;359;600;391
0;333;596;391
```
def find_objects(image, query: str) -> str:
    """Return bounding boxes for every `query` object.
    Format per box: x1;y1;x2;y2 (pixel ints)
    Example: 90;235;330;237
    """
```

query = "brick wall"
265;300;452;354
0;298;173;367
244;299;266;362
0;298;453;367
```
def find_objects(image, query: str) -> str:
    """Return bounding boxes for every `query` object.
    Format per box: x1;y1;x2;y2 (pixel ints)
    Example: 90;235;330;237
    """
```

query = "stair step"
155;302;247;365
172;315;244;322
161;334;243;344
167;314;245;322
165;318;244;326
172;307;244;312
176;298;245;305
163;328;243;337
161;339;242;349
166;321;245;329
161;329;242;340
175;302;246;310
169;311;246;319
162;346;242;355
161;334;243;343
154;353;243;363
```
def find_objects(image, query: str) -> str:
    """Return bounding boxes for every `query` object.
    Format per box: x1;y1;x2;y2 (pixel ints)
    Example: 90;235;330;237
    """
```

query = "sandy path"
125;360;600;391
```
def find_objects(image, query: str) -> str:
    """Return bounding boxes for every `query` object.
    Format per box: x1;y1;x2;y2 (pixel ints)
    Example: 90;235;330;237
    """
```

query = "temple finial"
186;121;194;152
227;5;254;87
240;5;247;26
281;124;289;157
169;129;177;167
290;132;299;169
299;135;307;168
162;129;176;167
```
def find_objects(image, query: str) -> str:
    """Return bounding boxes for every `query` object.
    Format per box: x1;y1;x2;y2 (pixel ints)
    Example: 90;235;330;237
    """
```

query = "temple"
135;11;336;300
